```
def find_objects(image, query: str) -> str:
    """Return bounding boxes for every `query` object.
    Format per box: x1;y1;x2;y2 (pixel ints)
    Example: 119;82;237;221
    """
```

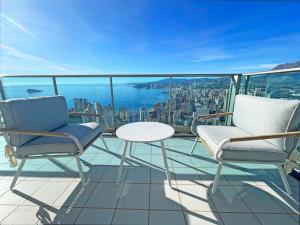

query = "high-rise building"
139;107;147;121
95;102;103;122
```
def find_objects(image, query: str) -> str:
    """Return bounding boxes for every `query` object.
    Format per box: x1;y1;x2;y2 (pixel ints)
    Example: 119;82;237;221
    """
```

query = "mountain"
272;60;300;70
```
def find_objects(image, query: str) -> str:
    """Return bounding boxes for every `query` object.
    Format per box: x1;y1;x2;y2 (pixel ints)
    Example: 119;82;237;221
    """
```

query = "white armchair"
191;95;300;195
0;96;109;189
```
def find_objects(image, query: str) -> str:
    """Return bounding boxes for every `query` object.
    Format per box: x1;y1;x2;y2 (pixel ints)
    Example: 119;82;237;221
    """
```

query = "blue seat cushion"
16;122;102;157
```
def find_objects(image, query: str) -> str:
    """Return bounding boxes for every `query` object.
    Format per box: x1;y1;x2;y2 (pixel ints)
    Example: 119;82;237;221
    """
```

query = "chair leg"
212;162;223;194
76;157;86;186
116;141;128;185
10;159;26;190
129;142;133;157
100;135;109;151
161;140;172;187
277;164;292;196
191;136;199;154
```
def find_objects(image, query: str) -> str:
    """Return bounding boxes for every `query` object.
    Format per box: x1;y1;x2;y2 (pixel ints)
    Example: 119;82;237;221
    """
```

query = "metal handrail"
243;67;300;76
0;73;237;78
0;68;298;135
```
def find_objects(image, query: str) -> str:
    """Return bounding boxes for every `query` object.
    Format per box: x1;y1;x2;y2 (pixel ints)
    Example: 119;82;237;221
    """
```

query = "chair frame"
190;112;300;196
1;112;109;189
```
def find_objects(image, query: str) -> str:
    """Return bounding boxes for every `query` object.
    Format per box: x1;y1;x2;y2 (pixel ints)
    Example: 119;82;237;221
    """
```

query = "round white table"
116;122;175;186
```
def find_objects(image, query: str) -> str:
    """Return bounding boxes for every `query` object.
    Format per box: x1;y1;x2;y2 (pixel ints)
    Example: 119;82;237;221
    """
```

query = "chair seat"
197;125;287;162
17;122;102;157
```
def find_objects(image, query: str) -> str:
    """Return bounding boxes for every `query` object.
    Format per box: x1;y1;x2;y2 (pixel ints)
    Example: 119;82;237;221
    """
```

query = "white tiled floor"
0;136;299;225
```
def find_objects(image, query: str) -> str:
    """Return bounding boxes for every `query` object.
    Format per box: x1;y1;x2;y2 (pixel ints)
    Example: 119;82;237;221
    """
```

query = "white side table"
116;122;175;186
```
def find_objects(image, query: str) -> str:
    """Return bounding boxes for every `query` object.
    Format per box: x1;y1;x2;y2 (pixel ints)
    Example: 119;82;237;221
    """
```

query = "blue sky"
1;0;300;77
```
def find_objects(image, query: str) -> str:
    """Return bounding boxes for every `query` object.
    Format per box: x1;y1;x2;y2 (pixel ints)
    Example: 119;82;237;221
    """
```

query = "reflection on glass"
171;77;231;133
2;77;55;99
112;77;170;126
56;77;113;129
245;73;300;100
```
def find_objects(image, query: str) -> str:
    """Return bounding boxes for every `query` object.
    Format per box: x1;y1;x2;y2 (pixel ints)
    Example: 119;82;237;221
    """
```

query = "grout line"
148;166;152;225
110;168;129;225
230;185;263;225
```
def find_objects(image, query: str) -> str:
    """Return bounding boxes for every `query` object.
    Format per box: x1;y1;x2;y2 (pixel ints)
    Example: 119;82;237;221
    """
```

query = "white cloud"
0;13;40;41
0;44;50;63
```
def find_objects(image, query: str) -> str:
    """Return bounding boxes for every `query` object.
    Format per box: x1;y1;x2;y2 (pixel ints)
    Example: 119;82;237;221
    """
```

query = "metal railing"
0;67;299;134
0;73;238;134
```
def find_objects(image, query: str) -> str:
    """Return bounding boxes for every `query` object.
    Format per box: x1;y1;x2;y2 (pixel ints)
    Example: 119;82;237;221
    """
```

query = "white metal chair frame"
190;112;300;196
1;112;109;189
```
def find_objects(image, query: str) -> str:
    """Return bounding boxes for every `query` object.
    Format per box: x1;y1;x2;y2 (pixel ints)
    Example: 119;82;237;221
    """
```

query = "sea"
4;84;169;111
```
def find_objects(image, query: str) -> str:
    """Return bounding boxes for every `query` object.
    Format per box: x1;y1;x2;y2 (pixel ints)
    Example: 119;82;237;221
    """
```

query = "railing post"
168;76;172;125
244;75;250;95
225;74;241;125
0;78;7;100
52;77;59;95
109;77;116;131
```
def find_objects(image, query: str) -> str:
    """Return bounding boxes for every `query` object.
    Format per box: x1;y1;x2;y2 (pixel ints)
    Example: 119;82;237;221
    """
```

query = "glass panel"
112;77;170;127
171;76;231;133
56;77;113;129
2;77;55;99
245;72;300;100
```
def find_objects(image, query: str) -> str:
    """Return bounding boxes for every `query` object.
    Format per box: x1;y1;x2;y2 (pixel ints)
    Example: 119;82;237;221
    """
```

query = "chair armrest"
229;131;300;142
191;112;233;134
196;112;233;120
1;128;84;154
214;131;300;160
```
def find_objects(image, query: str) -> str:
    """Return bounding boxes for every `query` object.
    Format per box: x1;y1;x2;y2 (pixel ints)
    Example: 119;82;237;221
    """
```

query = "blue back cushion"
0;96;69;147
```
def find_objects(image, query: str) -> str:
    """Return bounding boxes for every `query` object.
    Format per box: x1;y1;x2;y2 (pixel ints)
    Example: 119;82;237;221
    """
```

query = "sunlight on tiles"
0;136;298;225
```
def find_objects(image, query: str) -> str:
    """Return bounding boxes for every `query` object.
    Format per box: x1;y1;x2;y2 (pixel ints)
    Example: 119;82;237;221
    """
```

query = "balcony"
0;69;299;225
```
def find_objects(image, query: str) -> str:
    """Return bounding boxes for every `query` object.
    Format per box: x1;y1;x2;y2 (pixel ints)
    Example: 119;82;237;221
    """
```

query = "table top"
116;122;175;142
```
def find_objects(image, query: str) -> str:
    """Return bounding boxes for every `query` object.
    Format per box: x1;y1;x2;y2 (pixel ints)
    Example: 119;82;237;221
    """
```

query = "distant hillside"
132;77;230;89
272;60;300;70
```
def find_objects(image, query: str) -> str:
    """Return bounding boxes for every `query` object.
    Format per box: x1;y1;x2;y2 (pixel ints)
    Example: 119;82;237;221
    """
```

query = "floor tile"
149;210;186;225
209;186;250;213
232;185;286;213
125;167;150;183
1;206;42;224
86;182;123;208
219;213;260;225
112;209;148;225
150;184;181;210
174;167;203;185
255;213;298;225
54;181;97;207
100;166;127;183
177;185;215;212
170;156;193;168
0;205;17;222
75;208;114;224
0;180;45;205
37;206;81;224
255;185;299;214
23;181;70;206
117;183;150;209
151;167;175;185
184;210;223;225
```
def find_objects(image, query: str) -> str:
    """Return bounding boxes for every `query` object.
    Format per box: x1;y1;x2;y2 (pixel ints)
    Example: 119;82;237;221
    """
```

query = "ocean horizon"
4;83;169;112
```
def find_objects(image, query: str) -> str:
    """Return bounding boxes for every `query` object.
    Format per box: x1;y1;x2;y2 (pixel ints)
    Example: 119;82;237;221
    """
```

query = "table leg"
161;140;172;187
116;141;128;185
129;142;133;157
